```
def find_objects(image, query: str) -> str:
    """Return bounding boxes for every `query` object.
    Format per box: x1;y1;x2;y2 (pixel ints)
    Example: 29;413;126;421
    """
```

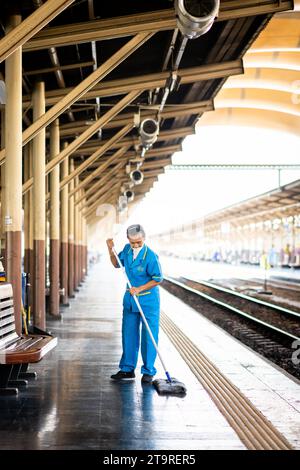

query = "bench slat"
0;306;15;319
0;323;16;337
0;283;57;366
5;337;43;351
0;298;14;308
0;284;13;300
0;315;15;328
3;335;57;364
0;332;19;355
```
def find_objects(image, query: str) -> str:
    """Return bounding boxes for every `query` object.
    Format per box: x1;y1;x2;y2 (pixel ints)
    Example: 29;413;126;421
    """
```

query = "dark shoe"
141;374;153;384
110;370;135;381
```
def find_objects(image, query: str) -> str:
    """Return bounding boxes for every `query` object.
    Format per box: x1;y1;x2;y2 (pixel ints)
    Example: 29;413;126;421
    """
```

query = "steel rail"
251;278;300;293
163;276;300;342
160;311;293;450
270;276;300;287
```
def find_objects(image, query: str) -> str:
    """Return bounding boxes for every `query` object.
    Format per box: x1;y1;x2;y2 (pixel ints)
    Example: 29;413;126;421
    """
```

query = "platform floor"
160;256;300;283
160;290;300;449
0;260;246;450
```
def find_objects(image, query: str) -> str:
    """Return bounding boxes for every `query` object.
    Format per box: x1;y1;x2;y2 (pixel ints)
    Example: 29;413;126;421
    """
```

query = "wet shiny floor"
0;260;244;450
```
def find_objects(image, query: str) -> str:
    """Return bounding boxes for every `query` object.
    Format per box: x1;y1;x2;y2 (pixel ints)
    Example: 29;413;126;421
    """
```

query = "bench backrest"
0;284;18;350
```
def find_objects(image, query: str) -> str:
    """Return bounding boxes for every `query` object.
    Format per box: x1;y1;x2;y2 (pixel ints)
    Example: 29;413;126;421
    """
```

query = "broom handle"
112;247;171;380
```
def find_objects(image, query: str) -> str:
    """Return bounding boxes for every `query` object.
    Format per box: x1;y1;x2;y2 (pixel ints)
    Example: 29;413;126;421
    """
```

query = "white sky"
119;125;300;240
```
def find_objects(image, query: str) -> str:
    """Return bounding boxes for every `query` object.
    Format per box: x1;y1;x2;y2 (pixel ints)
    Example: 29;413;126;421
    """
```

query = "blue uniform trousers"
119;306;160;376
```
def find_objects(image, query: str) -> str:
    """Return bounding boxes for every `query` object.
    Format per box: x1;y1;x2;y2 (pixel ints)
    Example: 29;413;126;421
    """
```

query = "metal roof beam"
24;10;176;51
0;32;152;164
141;157;172;170
0;0;74;63
58;101;214;137
85;187;120;220
84;147;179;172
72;146;130;199
124;144;181;158
84;176;124;209
133;178;158;195
58;124;132;189
24;61;95;76
45;144;129;203
23;2;293;52
72;127;194;156
23;60;243;108
83;179;122;217
22;93;139;194
83;162;126;208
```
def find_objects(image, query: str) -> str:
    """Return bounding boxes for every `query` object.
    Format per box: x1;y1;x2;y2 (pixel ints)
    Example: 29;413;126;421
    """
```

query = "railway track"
181;276;300;339
270;275;300;287
162;276;300;379
259;278;300;293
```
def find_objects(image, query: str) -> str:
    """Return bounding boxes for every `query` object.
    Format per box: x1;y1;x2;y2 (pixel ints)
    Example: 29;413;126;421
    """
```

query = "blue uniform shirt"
118;243;163;313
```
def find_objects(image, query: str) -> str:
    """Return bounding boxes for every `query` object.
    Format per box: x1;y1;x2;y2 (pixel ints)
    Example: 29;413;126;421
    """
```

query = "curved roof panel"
198;6;300;136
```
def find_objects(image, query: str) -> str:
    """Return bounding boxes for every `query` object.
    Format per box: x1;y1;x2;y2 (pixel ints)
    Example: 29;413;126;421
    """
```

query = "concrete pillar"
82;199;88;277
83;216;88;277
81;203;85;281
74;176;79;291
4;15;22;334
28;142;34;308
81;196;87;280
68;158;75;298
24;143;35;313
78;190;83;283
77;201;81;285
32;81;46;330
60;141;69;306
49;119;60;317
77;183;82;286
24;144;31;274
23;142;34;311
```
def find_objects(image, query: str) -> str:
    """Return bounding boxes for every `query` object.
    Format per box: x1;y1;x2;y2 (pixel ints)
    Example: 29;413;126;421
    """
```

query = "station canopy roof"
0;0;296;212
201;1;300;137
157;178;300;237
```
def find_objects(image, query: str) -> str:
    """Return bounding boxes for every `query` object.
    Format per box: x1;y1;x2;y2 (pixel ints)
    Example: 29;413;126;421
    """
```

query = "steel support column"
28;143;34;308
78;191;83;284
32;81;46;329
81;205;87;279
73;176;79;291
68;158;75;298
24;144;31;275
4;15;22;334
49;119;60;317
60;141;69;306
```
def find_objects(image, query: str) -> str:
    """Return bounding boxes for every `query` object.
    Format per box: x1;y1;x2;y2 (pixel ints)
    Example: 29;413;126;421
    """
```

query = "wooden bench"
0;283;57;395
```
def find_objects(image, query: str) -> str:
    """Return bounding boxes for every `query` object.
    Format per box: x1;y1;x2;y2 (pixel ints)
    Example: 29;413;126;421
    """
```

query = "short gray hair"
127;224;146;239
